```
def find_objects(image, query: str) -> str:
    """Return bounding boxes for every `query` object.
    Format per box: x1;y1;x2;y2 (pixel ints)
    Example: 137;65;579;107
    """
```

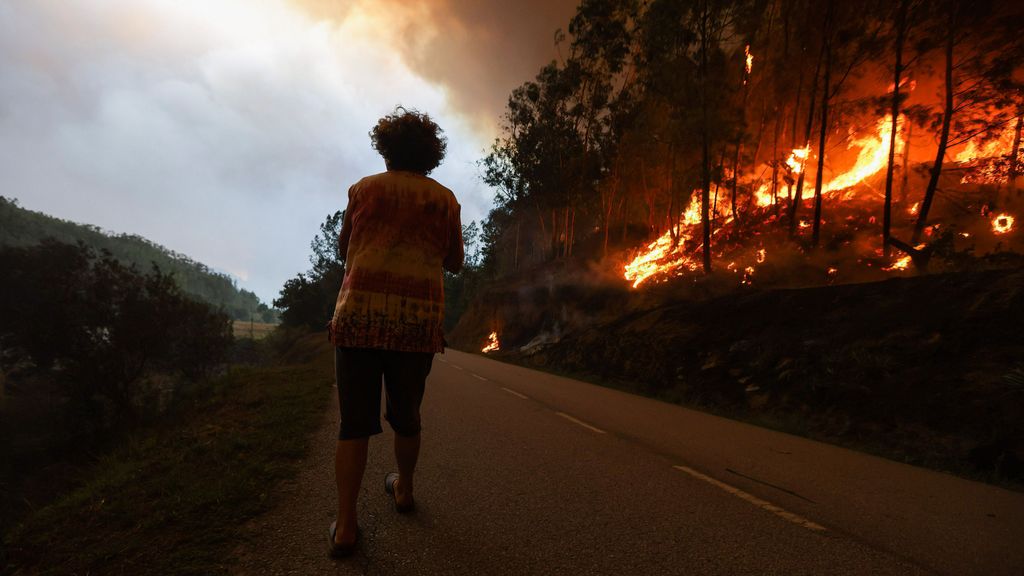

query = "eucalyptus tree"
911;0;1024;243
808;1;884;247
481;62;584;263
566;0;642;257
640;0;750;272
880;0;924;257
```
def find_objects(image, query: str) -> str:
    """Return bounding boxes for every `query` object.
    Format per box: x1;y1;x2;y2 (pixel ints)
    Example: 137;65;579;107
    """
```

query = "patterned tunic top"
329;170;463;353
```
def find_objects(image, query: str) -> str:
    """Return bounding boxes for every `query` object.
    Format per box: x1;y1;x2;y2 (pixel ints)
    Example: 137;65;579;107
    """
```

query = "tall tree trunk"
712;150;726;235
568;207;575;257
602;163;620;259
603;203;611;258
731;141;742;222
791;60;804;149
551;208;558;258
514;221;520;271
672;146;682;241
640;159;655;235
883;0;909;257
751;100;768;179
811;5;834;248
563;207;570;258
668;144;678;243
900;121;912;203
1008;112;1022;193
913;9;956;244
731;85;752;223
700;0;712;273
535;202;548;260
771;110;781;215
621;193;629;242
788;36;825;238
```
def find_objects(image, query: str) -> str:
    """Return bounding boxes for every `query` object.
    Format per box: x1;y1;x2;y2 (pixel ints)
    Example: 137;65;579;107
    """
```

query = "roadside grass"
231;320;278;340
3;333;333;576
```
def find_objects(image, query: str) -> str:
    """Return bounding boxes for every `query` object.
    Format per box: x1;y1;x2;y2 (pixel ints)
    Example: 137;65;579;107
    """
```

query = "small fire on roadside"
481;331;500;353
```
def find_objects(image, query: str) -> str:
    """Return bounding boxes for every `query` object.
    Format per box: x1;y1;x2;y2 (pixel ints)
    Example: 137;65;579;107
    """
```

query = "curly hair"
369;107;448;175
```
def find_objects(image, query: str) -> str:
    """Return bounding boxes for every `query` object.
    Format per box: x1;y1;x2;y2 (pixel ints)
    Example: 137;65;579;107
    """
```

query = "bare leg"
393;433;420;507
335;438;368;544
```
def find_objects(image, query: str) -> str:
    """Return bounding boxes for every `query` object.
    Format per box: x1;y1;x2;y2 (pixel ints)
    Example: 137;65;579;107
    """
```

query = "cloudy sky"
0;0;577;302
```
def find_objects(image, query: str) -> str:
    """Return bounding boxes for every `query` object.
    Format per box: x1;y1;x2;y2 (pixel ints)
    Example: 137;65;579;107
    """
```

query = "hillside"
0;196;275;321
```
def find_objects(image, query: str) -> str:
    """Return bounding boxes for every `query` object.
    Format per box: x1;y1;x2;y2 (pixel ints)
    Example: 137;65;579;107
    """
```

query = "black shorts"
334;347;434;440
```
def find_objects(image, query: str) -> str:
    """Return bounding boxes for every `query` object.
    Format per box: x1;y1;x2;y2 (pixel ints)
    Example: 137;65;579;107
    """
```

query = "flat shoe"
328;520;359;558
384;472;416;514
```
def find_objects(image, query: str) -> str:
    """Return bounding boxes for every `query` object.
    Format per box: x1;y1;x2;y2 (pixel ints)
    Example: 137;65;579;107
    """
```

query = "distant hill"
0;196;276;322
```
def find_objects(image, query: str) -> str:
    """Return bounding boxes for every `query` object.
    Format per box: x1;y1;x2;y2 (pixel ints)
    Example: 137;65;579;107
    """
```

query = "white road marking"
472;374;488;381
501;387;529;399
673;465;827;533
438;357;448;363
555;411;607;434
451;365;464;371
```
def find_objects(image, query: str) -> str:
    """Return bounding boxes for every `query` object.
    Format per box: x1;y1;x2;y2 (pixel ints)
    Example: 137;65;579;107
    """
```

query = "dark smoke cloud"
294;0;582;134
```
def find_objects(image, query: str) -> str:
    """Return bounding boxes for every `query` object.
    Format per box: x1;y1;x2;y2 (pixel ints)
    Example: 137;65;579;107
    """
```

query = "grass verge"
2;333;333;575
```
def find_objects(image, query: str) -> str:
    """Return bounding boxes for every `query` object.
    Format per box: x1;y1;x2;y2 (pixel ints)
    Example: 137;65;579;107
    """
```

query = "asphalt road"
233;349;1024;575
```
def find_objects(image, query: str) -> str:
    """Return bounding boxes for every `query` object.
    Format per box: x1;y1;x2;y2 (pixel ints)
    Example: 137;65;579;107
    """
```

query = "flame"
744;45;753;76
823;115;904;195
908;201;919;215
481;331;500;353
623;195;707;288
786;147;810;174
955;125;1014;162
886;77;916;93
741;266;755;285
764;115;901;207
992;213;1015;234
754;181;773;207
622;116;917;289
955;124;1020;183
883;255;912;271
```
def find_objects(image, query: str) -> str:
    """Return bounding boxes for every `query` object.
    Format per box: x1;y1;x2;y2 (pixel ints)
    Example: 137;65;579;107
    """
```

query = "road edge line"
555;411;607;434
673;465;827;533
500;387;529;399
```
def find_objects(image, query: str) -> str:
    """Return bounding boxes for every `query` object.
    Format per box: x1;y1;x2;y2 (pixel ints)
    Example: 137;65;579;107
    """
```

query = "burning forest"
475;0;1024;297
